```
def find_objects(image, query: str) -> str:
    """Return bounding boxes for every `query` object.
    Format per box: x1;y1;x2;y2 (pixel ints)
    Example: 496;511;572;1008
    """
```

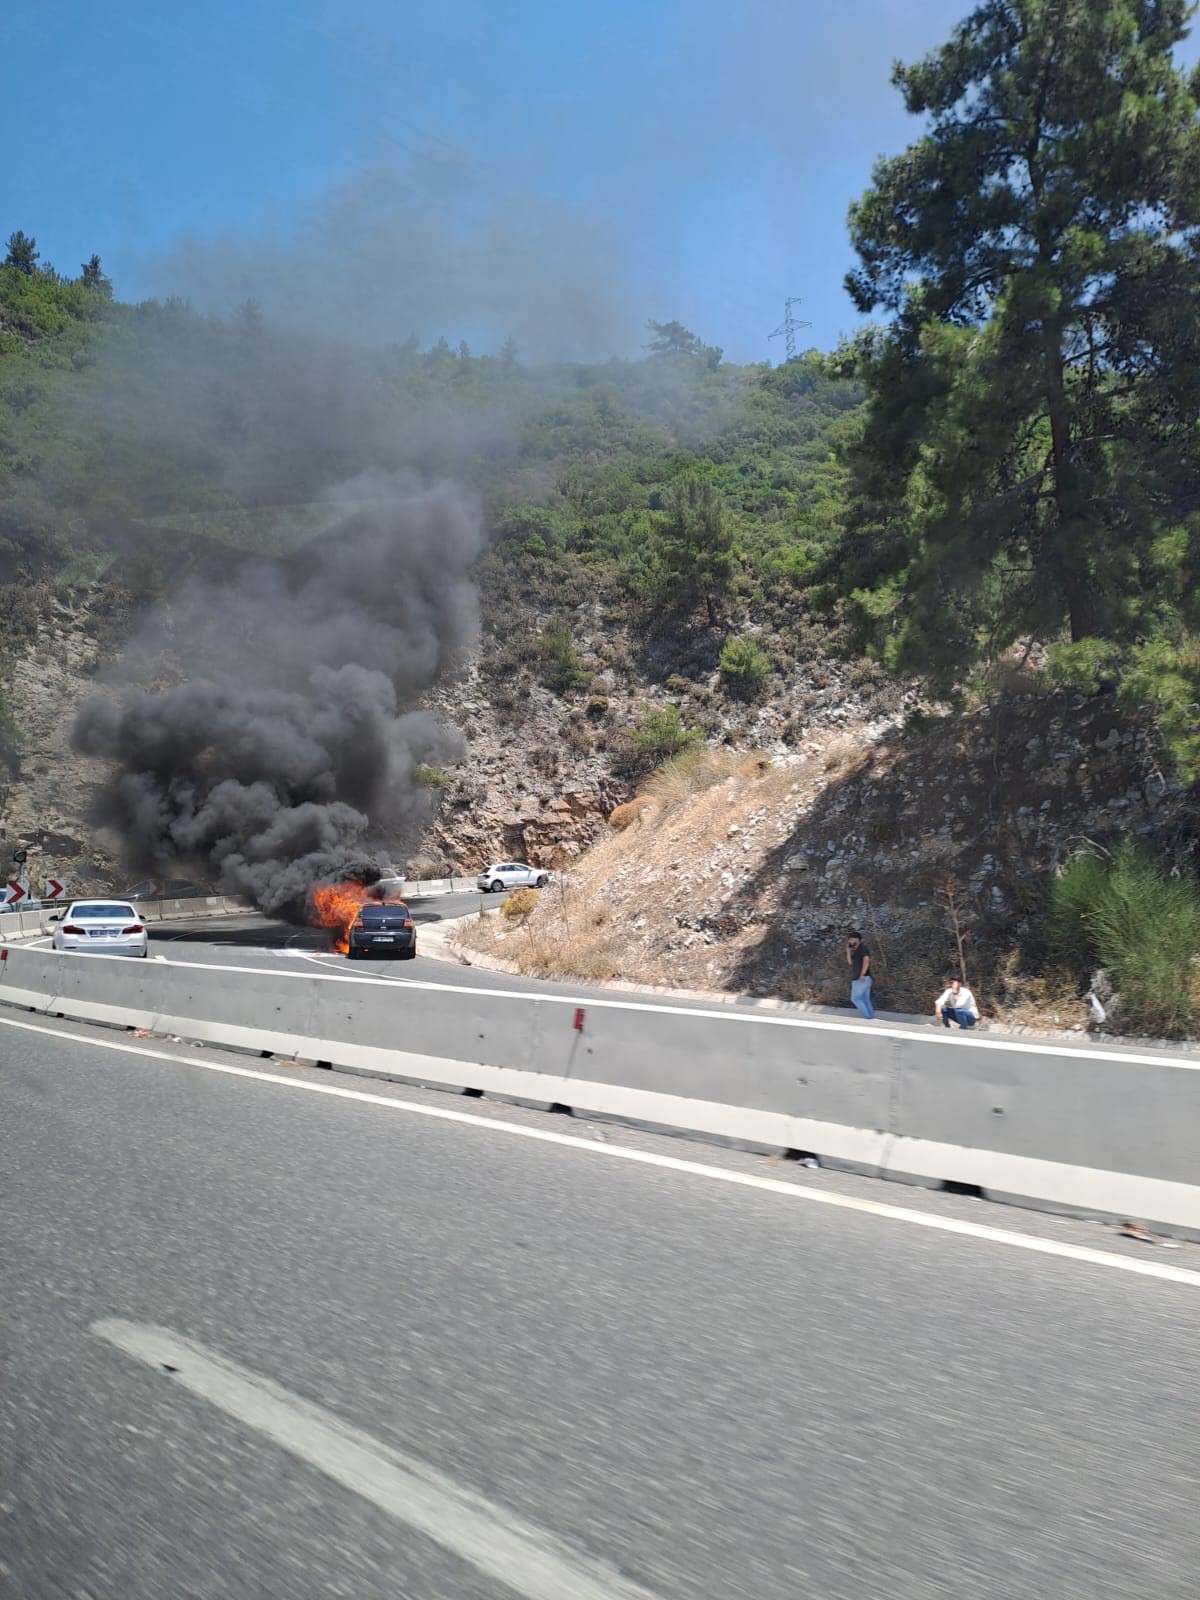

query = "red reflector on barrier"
573;1007;585;1032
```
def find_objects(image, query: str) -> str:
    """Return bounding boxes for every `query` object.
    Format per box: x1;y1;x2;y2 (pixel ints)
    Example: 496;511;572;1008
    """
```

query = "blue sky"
7;2;1199;362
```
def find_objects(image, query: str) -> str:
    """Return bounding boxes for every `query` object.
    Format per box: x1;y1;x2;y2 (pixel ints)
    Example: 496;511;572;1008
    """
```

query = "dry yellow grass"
457;748;805;992
608;797;657;832
642;746;744;808
500;886;540;920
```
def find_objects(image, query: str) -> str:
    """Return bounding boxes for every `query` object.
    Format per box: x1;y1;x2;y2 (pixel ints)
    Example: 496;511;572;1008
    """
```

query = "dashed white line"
93;1319;661;1600
4;1011;1199;1288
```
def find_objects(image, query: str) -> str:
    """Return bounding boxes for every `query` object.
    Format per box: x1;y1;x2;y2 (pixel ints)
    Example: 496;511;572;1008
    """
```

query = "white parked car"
51;900;148;958
476;862;550;893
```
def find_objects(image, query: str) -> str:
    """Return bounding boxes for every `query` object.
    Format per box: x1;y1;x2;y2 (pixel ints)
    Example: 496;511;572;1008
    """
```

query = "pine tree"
4;231;40;275
80;254;112;297
838;0;1200;704
653;475;735;624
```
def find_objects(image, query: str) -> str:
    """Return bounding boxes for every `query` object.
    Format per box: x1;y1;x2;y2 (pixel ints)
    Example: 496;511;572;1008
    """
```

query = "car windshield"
72;904;135;920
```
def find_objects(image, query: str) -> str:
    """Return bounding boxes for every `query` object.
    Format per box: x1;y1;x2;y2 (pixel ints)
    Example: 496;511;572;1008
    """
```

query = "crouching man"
934;978;979;1030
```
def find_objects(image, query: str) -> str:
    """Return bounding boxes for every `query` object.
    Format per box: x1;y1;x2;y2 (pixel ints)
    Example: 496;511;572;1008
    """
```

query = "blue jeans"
941;1007;976;1029
850;976;875;1019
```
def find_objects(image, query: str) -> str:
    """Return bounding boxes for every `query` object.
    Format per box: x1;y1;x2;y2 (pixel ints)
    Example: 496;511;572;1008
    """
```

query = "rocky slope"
455;690;1193;1030
1;575;1190;1037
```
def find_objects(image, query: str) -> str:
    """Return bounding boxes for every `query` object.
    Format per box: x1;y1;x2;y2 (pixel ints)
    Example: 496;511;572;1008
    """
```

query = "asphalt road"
3;1013;1199;1599
130;898;774;1012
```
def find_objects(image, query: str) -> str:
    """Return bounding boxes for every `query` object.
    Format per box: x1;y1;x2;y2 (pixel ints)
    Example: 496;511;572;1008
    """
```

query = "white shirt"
936;986;978;1017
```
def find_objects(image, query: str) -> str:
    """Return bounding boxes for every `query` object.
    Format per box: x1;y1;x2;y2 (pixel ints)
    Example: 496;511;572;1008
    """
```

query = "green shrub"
415;764;452;789
1119;635;1200;785
1045;637;1121;694
1048;841;1200;1038
718;635;771;697
537;621;590;694
630;704;703;758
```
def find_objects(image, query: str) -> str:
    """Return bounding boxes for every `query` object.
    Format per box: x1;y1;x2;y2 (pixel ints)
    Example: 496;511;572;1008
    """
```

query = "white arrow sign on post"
4;880;29;907
44;879;66;903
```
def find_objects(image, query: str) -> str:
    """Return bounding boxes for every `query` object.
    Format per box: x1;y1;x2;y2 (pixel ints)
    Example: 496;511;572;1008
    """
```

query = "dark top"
850;942;871;980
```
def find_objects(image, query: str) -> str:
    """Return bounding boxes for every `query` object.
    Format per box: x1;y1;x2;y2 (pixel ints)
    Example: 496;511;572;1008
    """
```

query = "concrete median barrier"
0;894;255;944
2;945;1198;1237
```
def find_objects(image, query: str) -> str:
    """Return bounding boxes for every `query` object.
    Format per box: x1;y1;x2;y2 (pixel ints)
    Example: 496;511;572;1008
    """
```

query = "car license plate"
373;935;395;943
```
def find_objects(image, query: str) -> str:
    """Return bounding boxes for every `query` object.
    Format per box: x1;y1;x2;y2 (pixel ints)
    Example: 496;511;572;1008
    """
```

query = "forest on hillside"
6;0;1200;797
0;252;861;767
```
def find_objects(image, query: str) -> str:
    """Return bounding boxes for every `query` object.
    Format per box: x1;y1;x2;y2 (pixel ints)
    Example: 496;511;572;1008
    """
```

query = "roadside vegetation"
1049;842;1200;1039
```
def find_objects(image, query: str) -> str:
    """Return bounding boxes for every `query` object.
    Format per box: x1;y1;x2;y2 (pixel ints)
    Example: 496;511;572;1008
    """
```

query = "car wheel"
536;875;548;888
401;948;417;960
491;880;504;893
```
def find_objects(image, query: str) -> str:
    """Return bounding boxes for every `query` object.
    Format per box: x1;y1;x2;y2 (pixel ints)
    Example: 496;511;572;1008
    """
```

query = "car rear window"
73;904;136;920
356;903;409;924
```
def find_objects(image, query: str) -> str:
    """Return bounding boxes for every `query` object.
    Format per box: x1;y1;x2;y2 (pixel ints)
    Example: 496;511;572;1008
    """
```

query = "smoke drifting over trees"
145;163;638;366
73;474;480;918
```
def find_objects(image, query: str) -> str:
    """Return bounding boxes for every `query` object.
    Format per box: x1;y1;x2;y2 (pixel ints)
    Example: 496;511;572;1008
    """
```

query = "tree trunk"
1043;322;1098;641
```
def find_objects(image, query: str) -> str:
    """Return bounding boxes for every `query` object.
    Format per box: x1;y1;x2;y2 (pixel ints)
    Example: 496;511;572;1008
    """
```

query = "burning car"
309;878;416;958
345;901;417;960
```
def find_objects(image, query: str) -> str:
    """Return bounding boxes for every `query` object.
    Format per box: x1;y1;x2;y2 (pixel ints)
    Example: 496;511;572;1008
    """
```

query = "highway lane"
136;900;791;1012
3;1016;1199;1599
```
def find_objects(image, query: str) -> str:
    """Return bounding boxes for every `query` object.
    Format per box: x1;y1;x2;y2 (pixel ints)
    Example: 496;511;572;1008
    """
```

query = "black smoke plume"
73;473;480;919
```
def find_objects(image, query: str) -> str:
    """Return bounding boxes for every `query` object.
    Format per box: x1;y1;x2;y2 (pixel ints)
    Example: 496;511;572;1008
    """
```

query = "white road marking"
92;1319;660;1600
299;949;412;981
4;1012;1199;1288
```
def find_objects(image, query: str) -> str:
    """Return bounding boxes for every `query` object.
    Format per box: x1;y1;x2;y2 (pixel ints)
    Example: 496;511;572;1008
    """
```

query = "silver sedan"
475;862;550;893
51;900;149;957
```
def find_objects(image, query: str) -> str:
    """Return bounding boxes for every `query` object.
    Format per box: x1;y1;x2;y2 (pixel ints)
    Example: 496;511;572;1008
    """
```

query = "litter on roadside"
1118;1222;1182;1249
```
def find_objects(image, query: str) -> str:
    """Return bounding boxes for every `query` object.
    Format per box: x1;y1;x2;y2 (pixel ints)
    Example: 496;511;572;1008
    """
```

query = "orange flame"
309;879;390;953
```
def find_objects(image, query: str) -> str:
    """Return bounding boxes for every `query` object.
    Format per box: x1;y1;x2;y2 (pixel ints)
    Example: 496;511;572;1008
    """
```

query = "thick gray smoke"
73;473;480;919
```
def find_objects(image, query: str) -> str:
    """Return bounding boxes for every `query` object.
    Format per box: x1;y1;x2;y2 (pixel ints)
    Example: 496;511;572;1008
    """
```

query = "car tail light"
62;924;86;935
403;918;413;930
121;924;145;934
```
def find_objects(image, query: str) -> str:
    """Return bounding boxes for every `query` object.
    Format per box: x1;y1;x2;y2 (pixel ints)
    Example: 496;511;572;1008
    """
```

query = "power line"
768;296;812;363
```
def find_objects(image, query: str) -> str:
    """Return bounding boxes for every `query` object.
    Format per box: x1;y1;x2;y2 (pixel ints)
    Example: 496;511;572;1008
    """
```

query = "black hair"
847;929;862;940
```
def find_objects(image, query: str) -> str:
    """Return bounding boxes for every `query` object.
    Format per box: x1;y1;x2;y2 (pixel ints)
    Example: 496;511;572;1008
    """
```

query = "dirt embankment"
454;693;1194;1030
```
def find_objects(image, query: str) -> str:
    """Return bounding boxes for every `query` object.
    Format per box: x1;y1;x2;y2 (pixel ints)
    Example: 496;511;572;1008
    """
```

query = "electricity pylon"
768;297;812;362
